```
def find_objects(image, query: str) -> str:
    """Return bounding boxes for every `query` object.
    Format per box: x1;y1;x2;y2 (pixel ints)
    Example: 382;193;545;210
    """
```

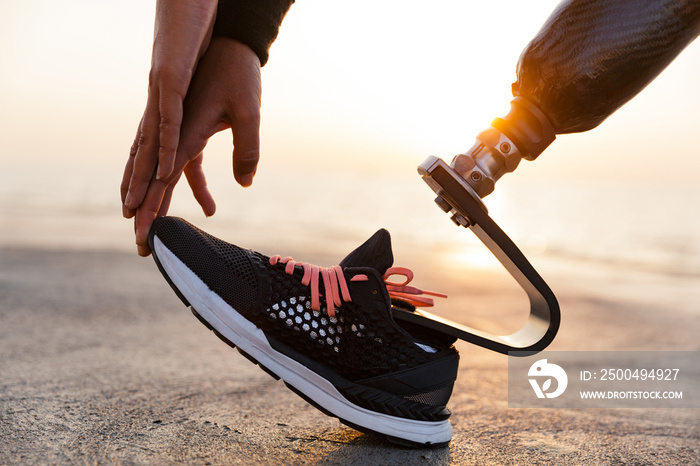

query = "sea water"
1;161;699;280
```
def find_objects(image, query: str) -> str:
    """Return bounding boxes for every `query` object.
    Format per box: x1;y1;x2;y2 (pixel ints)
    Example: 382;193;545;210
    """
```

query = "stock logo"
528;359;568;399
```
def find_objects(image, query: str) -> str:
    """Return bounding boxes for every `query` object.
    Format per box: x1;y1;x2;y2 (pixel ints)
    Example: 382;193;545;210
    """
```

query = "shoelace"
268;257;446;317
383;267;447;308
269;256;353;318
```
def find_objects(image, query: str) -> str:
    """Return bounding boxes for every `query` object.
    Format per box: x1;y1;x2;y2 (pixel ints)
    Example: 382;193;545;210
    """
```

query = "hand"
121;0;217;219
131;37;263;256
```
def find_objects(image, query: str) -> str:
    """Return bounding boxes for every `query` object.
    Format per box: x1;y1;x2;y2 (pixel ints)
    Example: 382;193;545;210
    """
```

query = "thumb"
230;111;260;187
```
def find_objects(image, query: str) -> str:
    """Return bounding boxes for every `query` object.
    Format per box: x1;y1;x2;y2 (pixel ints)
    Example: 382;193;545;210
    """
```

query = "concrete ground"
1;248;698;464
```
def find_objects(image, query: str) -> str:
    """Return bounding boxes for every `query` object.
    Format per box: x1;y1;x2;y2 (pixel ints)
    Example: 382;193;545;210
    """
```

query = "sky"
2;0;699;179
0;0;699;257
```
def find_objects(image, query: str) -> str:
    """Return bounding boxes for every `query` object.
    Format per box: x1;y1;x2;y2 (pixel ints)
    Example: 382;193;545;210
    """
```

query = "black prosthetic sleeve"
513;0;700;134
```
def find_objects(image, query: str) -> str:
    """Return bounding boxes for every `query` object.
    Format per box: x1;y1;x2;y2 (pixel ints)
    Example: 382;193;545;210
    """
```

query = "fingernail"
240;174;254;187
125;192;132;207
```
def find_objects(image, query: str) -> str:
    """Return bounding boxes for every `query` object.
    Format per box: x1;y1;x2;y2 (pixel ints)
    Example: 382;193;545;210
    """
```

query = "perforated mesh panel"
257;262;442;381
269;296;343;352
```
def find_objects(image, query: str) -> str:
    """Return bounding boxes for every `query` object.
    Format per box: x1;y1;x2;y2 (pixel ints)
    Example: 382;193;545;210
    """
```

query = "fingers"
156;90;183;180
123;89;184;214
158;183;176;219
121;116;145;218
123;86;185;216
121;133;138;218
132;156;210;257
184;153;216;217
124;103;159;211
205;38;262;188
133;115;212;256
133;177;169;257
130;85;214;256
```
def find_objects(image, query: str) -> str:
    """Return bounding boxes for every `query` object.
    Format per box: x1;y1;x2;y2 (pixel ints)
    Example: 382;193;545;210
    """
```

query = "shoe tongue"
339;229;394;275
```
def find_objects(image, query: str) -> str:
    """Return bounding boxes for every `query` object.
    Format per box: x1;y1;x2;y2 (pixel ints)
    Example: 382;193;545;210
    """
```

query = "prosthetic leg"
393;98;560;355
394;0;700;354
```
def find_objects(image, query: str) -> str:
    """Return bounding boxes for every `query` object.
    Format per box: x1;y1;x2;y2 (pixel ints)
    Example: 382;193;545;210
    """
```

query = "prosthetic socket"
435;97;555;228
452;97;554;199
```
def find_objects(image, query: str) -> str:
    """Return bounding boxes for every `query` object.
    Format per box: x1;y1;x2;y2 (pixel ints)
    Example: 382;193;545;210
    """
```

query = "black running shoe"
149;217;459;447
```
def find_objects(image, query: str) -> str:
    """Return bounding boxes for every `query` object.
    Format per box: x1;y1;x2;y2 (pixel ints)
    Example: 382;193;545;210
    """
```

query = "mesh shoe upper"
151;217;459;421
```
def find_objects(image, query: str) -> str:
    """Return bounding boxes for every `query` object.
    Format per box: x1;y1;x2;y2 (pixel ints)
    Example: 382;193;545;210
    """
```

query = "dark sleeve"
213;0;295;66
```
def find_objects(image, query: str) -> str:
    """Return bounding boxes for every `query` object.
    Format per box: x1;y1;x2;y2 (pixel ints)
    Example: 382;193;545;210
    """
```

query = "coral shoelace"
268;256;446;317
269;256;352;318
383;267;447;308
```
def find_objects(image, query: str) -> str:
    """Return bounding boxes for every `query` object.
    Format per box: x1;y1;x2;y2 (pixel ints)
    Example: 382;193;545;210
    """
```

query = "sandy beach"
1;244;697;465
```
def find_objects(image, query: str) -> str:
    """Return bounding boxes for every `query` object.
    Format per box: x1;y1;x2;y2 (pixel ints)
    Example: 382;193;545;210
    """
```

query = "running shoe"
149;217;459;447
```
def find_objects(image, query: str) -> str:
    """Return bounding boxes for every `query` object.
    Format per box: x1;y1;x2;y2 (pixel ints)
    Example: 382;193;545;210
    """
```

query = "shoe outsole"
150;233;452;448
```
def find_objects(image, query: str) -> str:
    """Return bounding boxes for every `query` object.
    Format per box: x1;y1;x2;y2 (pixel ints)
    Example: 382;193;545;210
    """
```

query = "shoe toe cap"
151;216;262;315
